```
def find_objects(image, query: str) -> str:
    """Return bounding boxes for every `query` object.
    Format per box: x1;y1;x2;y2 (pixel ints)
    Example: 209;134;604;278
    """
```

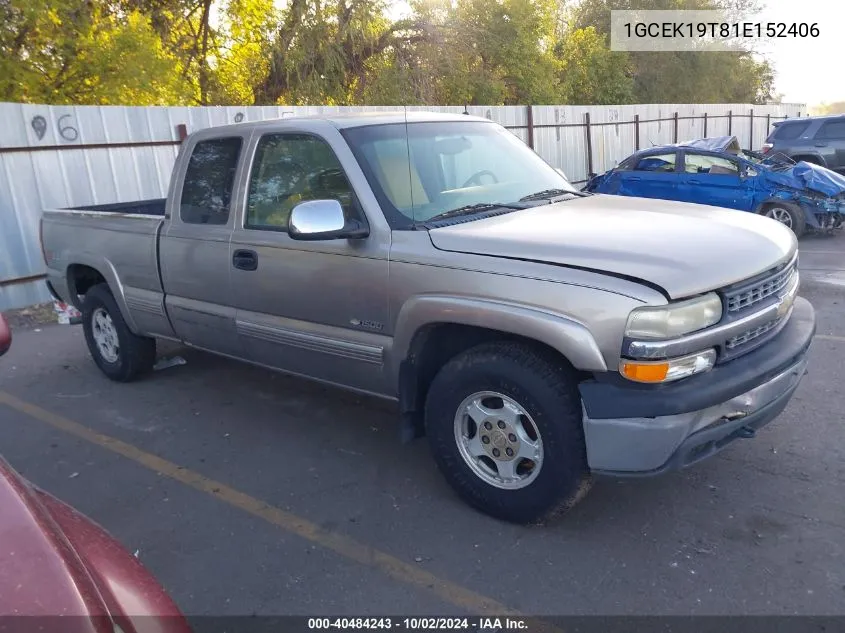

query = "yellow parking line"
815;334;845;342
0;390;560;629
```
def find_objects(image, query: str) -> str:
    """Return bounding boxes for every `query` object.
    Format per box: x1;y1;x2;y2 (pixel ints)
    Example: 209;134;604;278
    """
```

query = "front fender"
390;295;608;376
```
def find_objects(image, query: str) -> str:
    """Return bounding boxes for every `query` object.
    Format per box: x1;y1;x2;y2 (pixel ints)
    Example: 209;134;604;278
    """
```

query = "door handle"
232;249;258;271
815;142;827;147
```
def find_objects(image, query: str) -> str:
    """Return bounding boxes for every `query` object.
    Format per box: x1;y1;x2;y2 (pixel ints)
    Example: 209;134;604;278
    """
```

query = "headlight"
620;349;716;383
625;293;722;339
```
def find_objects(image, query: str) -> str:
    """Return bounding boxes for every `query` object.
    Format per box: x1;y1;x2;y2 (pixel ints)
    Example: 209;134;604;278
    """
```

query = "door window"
634;153;677;172
683;153;740;175
179;137;242;225
246;134;355;230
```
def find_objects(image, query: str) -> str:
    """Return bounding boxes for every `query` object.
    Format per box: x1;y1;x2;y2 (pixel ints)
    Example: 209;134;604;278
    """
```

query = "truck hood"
427;194;796;299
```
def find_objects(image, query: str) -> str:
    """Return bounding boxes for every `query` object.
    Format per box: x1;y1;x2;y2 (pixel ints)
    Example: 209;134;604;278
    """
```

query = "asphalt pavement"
1;235;844;617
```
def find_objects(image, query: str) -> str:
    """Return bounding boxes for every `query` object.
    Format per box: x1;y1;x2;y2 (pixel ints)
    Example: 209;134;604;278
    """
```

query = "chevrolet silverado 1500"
41;112;816;523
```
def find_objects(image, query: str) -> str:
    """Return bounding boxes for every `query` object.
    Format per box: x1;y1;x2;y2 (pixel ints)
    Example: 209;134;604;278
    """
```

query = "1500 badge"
350;318;384;331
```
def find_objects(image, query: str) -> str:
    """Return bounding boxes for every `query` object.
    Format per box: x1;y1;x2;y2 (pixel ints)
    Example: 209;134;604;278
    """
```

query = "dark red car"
0;312;191;633
0;312;10;357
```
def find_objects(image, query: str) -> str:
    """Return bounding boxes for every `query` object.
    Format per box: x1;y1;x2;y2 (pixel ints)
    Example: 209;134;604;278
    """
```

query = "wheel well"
790;154;823;166
398;323;585;440
67;264;107;306
759;200;793;211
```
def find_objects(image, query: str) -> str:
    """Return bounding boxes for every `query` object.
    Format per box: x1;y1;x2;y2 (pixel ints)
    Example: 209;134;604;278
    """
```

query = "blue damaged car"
584;135;845;237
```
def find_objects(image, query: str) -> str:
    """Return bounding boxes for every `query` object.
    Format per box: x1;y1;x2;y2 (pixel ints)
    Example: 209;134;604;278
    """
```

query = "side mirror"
288;200;368;241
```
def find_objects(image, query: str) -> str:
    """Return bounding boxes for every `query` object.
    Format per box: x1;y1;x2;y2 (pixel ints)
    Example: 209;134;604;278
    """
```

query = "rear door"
612;151;681;201
771;119;817;162
159;132;250;355
675;151;754;211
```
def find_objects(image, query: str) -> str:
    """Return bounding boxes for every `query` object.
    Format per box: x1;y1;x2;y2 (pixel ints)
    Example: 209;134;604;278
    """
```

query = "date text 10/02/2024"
307;618;529;631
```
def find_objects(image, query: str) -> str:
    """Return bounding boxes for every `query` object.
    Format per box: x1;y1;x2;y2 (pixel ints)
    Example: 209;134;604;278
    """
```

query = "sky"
752;0;843;107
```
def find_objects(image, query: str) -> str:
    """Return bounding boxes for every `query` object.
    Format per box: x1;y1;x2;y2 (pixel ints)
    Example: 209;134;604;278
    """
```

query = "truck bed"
42;202;167;316
65;198;166;216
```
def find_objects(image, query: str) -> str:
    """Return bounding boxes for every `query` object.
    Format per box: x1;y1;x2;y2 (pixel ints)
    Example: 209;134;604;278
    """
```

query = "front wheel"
82;284;156;382
760;203;806;237
424;342;591;524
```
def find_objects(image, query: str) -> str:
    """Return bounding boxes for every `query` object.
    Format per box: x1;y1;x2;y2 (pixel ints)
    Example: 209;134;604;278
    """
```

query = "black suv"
762;115;845;172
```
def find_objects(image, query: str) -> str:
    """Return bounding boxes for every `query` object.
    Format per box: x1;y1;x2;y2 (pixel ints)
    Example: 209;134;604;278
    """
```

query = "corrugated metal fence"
0;101;804;310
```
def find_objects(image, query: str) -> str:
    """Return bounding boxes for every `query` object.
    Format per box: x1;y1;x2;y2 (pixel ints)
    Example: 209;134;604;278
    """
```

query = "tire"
424;341;592;524
82;284;156;382
760;203;806;238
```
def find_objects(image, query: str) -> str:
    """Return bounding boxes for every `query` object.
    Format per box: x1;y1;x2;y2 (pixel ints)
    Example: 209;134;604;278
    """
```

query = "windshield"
739;149;794;170
341;121;576;227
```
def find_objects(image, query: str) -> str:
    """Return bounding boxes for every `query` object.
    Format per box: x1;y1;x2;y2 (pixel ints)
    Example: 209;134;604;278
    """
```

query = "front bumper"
579;296;815;474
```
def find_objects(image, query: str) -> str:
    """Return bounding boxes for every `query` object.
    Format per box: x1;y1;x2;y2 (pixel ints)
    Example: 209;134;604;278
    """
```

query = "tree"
555;26;634;104
0;0;190;104
813;102;845;115
253;0;427;105
212;0;278;104
567;0;774;104
1;0;781;107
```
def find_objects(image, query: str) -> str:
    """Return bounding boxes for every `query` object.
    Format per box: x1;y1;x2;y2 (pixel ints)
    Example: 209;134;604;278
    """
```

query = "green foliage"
556;26;634;104
568;0;774;104
1;0;778;106
1;0;190;104
813;102;845;115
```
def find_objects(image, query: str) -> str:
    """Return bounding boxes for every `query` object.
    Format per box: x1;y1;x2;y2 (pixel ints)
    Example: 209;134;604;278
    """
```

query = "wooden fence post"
585;112;593;177
673;112;679;143
728;110;733;136
703;112;708;137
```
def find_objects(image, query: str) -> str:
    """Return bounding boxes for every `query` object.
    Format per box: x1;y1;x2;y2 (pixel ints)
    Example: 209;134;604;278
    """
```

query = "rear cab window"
179;137;243;225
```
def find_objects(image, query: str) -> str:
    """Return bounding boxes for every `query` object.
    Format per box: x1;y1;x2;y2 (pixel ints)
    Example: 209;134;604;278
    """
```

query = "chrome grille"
724;318;782;350
725;261;796;313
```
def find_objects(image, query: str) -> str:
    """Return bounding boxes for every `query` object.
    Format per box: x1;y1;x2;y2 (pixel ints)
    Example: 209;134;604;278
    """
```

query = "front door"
612;151;681;201
229;131;390;395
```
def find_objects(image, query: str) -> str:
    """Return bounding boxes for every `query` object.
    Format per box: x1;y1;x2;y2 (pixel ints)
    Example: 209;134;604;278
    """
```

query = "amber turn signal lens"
620;349;717;384
620;361;670;383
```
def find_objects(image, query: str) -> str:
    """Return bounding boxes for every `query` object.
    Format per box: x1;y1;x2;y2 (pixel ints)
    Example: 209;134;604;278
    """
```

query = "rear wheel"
424;342;591;524
760;203;806;237
82;284;156;382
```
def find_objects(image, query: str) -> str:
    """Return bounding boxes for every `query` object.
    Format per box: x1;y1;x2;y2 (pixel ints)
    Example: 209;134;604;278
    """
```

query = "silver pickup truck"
41;112;816;523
